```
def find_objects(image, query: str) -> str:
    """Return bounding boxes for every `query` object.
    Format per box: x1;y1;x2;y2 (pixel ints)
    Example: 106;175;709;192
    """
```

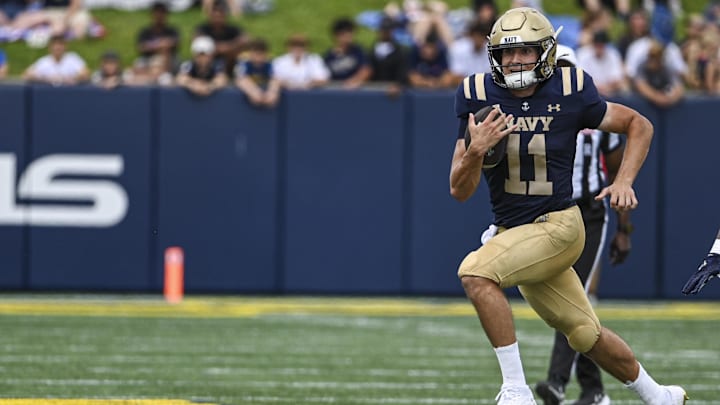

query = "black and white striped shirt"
572;129;622;201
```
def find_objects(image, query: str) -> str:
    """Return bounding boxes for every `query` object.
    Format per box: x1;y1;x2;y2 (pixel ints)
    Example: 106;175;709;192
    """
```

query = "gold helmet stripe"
463;76;471;99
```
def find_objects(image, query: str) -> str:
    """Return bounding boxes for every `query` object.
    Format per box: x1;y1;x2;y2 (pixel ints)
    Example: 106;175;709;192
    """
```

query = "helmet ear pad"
487;7;558;89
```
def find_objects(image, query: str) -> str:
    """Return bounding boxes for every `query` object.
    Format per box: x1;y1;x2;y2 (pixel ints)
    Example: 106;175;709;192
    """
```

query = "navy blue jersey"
410;45;449;78
324;44;367;80
235;60;273;88
454;68;607;228
178;59;225;81
137;26;180;57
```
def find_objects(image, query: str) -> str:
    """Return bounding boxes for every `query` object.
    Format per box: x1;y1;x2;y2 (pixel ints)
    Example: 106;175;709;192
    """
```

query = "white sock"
494;341;526;387
710;239;720;255
625;363;666;404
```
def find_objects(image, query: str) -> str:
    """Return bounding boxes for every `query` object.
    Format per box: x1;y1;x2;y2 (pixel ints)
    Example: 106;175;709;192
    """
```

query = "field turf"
0;296;718;404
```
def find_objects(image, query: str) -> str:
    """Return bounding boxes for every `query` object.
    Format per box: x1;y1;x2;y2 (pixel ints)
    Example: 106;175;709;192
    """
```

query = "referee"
534;45;633;405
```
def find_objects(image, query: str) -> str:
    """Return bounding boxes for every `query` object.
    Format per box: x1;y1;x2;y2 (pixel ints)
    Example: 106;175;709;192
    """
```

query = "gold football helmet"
487;7;559;89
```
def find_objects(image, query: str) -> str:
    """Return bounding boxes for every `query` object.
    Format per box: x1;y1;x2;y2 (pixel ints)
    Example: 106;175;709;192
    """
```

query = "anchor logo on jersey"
521;101;530;111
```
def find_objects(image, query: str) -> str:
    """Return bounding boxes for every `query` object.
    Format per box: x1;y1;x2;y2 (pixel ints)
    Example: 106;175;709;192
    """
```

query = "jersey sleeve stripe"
474;73;486;101
463;77;471;99
561;67;572;96
576;68;584;92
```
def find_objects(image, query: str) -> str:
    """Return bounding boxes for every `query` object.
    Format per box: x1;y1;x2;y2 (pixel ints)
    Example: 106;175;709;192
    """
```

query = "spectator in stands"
176;36;228;97
202;0;240;17
23;34;88;85
323;17;370;89
681;13;706;55
625;34;686;84
195;0;247;77
681;14;719;93
644;0;681;48
632;39;684;108
408;32;452;89
576;30;627;96
91;50;127;89
235;37;280;107
699;31;720;93
471;0;498;26
132;1;179;85
367;16;408;96
7;0;92;39
201;0;273;18
577;0;630;19
273;34;330;90
38;0;91;39
0;0;28;28
577;7;613;48
449;19;490;85
410;1;455;47
616;8;650;59
511;0;542;11
380;2;413;46
0;48;7;78
643;0;681;14
383;0;455;47
705;0;720;25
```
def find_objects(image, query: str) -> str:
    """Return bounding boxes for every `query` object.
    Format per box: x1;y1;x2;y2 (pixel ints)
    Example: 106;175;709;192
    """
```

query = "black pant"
546;198;607;394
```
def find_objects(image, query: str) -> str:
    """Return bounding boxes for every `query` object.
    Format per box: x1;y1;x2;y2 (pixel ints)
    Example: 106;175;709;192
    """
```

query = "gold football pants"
458;205;601;352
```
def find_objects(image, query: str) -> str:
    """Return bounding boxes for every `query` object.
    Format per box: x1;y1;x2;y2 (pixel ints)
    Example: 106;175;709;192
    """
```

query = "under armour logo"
547;104;561;112
521;102;530;111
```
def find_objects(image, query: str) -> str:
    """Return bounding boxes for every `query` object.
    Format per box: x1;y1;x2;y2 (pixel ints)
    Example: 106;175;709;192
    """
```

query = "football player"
449;7;687;404
682;228;720;295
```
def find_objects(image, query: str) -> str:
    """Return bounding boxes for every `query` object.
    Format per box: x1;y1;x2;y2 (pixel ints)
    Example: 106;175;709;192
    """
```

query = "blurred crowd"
0;0;719;109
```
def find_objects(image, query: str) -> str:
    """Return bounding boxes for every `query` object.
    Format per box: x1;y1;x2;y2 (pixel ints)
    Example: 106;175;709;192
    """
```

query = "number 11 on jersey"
505;133;553;196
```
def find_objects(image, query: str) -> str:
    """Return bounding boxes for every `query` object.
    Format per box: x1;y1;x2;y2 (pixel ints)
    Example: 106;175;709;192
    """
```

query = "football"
464;105;509;169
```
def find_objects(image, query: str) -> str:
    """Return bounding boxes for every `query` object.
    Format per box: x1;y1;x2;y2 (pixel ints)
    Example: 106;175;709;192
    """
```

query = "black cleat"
534;380;565;405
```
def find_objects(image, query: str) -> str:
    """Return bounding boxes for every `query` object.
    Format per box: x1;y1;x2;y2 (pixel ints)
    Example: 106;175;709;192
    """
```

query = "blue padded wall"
0;85;27;288
283;90;405;293
156;88;278;292
660;97;720;299
407;91;493;295
596;97;661;299
0;85;715;299
27;86;153;290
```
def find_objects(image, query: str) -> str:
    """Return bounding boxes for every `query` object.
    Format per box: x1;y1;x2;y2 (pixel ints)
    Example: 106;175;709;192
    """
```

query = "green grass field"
0;296;718;404
1;0;711;76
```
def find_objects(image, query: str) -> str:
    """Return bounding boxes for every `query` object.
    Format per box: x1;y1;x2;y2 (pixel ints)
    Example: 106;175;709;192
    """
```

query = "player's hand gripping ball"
464;106;509;168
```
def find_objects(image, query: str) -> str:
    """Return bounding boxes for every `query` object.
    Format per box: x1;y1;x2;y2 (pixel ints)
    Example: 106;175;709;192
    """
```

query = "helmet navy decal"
501;36;522;44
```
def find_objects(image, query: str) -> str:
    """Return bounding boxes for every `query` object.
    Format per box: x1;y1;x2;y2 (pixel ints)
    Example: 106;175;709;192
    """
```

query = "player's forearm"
614;115;652;186
450;151;484;202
